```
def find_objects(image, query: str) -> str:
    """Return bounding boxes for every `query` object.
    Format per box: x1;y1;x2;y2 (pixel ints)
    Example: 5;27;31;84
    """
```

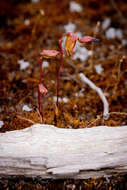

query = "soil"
0;175;127;190
0;0;127;188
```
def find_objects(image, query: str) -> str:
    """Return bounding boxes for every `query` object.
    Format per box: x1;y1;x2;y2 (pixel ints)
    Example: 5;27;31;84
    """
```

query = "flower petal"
40;50;59;58
64;32;79;56
79;36;99;43
38;83;48;95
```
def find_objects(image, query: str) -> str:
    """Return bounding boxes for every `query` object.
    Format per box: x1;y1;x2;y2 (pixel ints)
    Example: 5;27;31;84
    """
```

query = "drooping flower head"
63;33;99;56
40;50;60;59
38;83;48;95
64;32;79;56
79;36;99;43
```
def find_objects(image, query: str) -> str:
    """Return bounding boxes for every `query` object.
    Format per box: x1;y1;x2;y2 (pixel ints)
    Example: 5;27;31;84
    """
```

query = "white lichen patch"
95;64;104;75
69;1;83;12
105;28;116;39
115;29;123;39
102;18;111;30
42;60;49;68
18;60;30;70
0;121;4;129
64;22;76;33
22;105;32;112
31;0;39;3
105;28;123;40
73;42;92;62
121;39;127;46
53;96;69;103
75;89;84;98
24;19;30;26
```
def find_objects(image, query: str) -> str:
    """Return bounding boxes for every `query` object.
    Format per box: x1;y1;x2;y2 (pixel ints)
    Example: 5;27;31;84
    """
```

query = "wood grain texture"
0;124;127;179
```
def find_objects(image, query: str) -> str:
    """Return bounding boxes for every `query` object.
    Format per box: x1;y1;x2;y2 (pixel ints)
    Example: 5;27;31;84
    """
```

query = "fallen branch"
0;124;127;179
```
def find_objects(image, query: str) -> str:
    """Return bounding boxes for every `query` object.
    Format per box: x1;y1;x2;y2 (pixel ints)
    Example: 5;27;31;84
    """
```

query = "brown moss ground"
0;175;127;190
0;0;127;188
0;0;127;132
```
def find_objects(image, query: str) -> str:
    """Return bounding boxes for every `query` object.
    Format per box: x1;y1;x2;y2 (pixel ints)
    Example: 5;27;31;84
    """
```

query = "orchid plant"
38;50;59;123
56;32;99;105
38;32;99;123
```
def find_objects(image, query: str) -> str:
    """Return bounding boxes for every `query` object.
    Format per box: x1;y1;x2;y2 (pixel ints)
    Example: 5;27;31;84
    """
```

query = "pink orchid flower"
79;36;99;43
40;50;59;59
38;83;48;95
64;32;79;56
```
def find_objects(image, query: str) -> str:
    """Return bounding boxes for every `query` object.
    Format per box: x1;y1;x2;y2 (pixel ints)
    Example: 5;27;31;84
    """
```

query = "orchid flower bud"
79;36;99;43
40;50;59;59
64;32;79;56
38;83;48;95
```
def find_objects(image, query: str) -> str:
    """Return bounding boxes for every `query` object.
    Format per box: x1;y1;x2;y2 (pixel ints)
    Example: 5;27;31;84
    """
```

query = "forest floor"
0;0;127;132
0;0;127;188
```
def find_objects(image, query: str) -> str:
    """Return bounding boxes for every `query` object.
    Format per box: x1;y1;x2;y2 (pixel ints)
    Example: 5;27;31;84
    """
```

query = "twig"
110;0;126;24
109;112;127;116
89;21;100;70
114;56;125;95
17;115;35;124
79;73;109;120
87;115;101;127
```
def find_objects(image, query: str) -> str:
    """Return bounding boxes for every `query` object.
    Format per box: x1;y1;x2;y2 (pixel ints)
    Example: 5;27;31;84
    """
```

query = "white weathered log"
0;124;127;179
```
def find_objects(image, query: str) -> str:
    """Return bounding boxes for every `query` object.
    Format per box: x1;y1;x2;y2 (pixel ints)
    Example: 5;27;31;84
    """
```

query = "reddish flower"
38;83;48;95
79;36;99;43
64;32;79;56
40;50;59;59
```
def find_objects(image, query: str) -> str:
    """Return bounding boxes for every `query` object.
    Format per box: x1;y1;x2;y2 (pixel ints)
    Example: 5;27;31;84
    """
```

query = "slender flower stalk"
56;33;78;106
38;57;43;123
38;57;48;123
57;39;64;107
38;82;43;123
39;57;43;83
38;49;59;123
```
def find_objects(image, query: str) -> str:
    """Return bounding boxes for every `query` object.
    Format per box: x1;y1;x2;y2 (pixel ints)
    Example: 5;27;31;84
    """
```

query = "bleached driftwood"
0;124;127;179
